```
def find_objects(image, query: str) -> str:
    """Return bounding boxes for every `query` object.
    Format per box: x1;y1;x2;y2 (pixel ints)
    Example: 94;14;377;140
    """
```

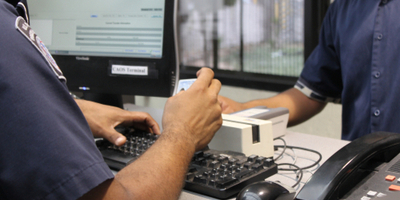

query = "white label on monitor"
111;65;148;76
231;108;270;117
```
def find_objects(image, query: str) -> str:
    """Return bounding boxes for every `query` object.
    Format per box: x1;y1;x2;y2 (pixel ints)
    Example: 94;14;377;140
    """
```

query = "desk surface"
124;104;350;200
178;131;350;200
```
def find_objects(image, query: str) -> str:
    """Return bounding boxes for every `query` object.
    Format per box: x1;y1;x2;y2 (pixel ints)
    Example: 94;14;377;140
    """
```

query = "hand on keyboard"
97;130;278;199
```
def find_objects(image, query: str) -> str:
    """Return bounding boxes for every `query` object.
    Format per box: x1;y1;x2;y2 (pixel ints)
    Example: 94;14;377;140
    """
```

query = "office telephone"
295;132;400;200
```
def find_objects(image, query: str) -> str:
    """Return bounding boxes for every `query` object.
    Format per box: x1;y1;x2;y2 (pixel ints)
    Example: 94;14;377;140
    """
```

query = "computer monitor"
28;0;179;107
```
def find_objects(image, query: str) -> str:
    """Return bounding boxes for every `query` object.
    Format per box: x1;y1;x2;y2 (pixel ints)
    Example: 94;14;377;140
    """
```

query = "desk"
178;131;350;200
124;104;350;199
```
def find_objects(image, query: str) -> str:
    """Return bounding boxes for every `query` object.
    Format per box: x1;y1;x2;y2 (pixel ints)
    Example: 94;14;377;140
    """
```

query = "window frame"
179;0;331;92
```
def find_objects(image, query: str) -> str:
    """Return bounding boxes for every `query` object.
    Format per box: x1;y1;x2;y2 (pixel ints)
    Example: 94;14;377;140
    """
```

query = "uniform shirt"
0;1;114;199
295;0;400;140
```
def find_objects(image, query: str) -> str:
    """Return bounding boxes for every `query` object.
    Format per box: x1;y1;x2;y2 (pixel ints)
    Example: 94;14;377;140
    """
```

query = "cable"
296;156;321;173
272;138;323;188
273;137;287;161
289;147;298;164
277;163;303;188
274;145;322;170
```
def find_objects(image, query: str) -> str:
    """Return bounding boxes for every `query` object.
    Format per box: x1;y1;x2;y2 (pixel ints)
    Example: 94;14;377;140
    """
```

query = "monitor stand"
82;92;124;109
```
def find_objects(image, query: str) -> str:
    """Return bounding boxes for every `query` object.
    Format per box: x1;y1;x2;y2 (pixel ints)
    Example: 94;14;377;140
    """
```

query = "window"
178;0;330;91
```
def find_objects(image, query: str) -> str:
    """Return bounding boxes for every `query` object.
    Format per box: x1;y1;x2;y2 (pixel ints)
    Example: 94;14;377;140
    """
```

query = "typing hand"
75;99;160;146
162;68;223;151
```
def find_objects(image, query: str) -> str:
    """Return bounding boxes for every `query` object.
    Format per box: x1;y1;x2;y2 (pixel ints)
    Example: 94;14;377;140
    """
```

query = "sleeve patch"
15;16;66;81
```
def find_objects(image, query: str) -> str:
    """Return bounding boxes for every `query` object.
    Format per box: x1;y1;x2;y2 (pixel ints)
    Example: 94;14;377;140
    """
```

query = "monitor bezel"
48;0;179;98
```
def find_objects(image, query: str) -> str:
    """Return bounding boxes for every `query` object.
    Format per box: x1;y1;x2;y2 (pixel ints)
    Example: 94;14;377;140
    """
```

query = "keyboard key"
210;172;220;179
216;177;237;188
208;179;217;187
244;162;253;169
193;175;207;184
389;184;400;191
386;175;396;182
255;156;266;164
188;166;197;173
236;160;246;168
235;168;250;179
252;163;263;171
209;160;221;169
263;158;274;168
193;151;204;159
194;157;205;165
210;155;219;160
228;158;239;165
247;155;258;163
186;173;195;181
218;156;229;164
203;152;212;159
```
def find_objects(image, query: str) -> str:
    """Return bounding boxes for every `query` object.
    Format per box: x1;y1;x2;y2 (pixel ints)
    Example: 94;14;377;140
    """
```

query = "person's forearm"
79;68;221;200
107;130;195;200
242;88;327;126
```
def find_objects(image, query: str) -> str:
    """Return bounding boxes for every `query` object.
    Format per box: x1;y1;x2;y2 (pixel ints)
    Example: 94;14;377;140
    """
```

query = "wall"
128;85;342;139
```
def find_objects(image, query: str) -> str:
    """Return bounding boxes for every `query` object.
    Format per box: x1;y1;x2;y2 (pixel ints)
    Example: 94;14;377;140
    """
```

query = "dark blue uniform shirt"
0;1;113;199
295;0;400;140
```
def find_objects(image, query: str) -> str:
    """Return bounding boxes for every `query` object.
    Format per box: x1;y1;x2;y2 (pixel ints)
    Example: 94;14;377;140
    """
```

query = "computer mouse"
236;181;296;200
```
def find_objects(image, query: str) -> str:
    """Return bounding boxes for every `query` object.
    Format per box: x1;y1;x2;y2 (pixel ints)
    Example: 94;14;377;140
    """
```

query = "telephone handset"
295;132;400;200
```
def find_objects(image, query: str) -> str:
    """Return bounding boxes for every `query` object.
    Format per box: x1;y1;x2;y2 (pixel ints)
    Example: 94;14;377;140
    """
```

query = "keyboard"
96;129;278;199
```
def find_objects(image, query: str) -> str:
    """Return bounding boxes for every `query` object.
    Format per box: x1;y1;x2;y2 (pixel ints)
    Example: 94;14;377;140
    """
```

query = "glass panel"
179;0;304;77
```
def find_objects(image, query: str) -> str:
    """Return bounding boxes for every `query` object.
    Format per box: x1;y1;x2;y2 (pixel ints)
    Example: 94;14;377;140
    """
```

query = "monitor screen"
28;0;179;106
